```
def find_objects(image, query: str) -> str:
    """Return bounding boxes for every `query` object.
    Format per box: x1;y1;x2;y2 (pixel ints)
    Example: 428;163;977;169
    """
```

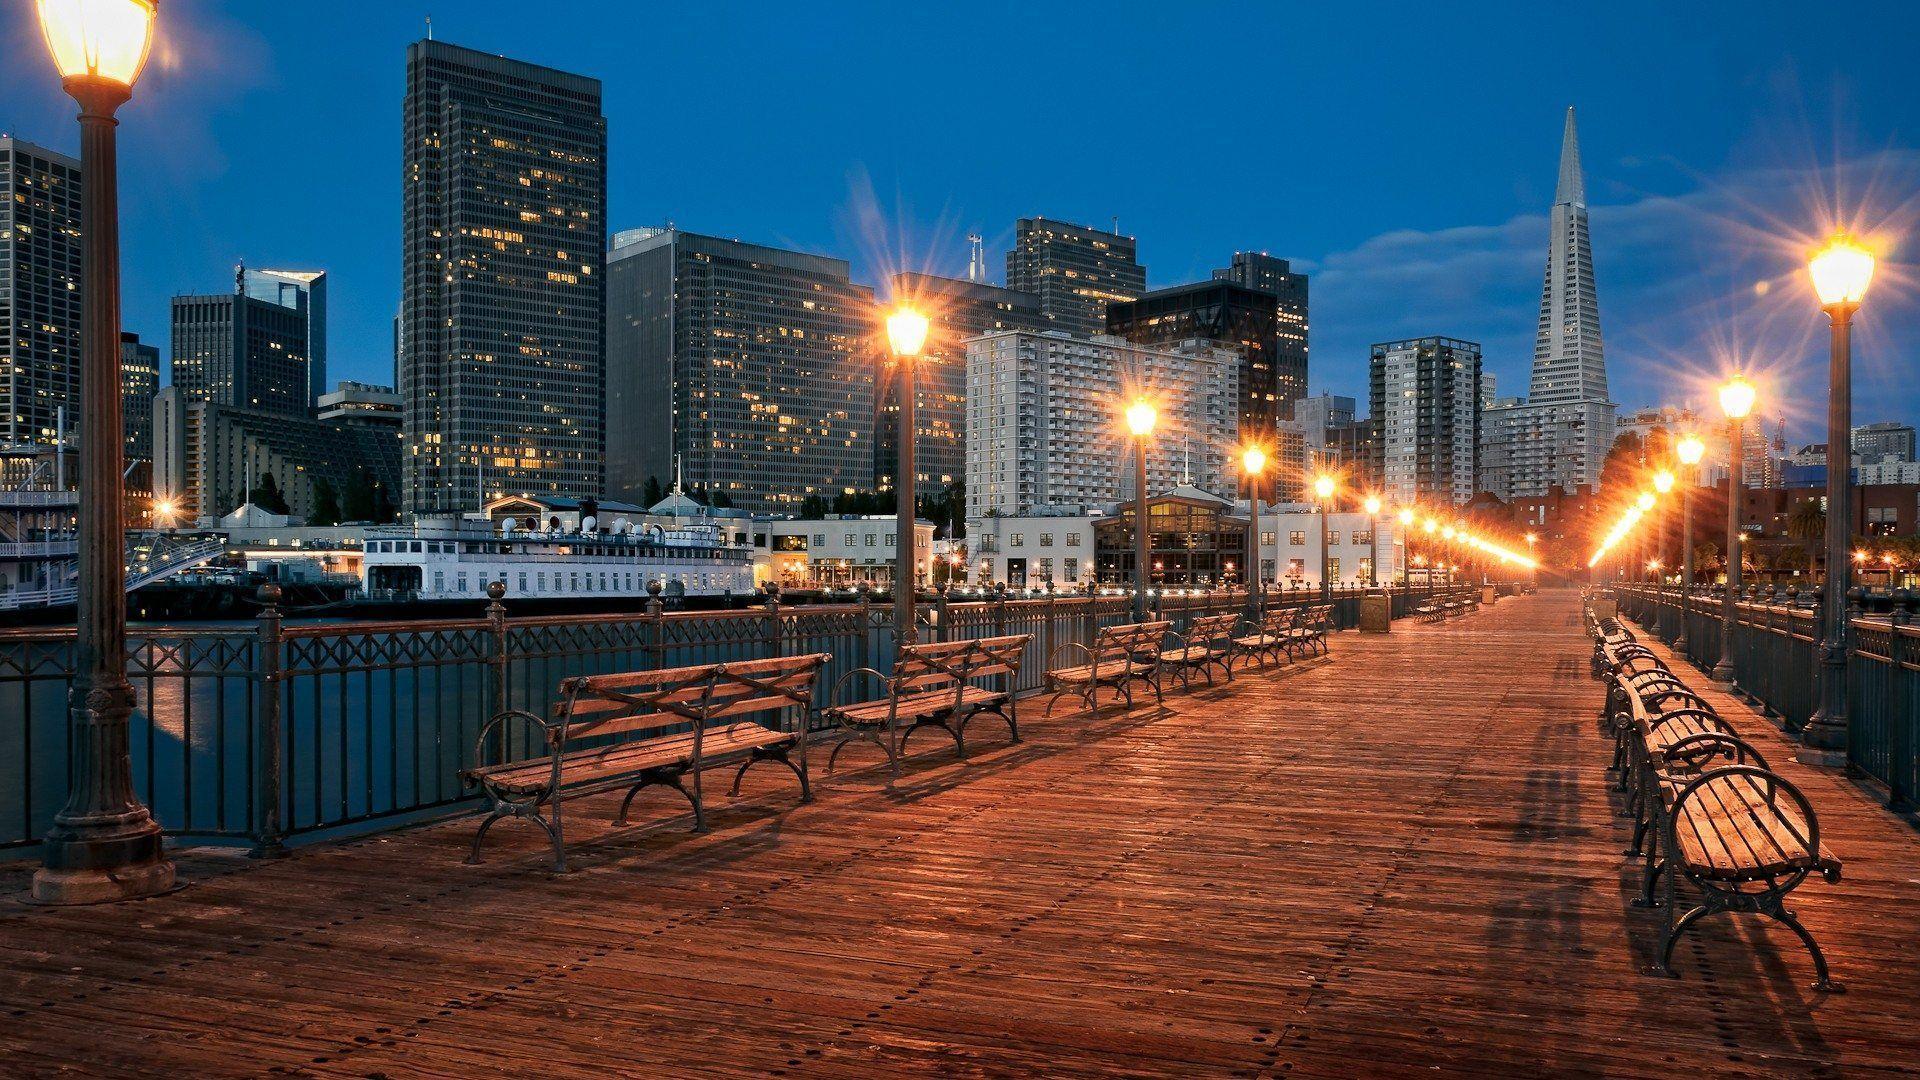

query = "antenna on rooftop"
425;14;433;40
966;233;985;283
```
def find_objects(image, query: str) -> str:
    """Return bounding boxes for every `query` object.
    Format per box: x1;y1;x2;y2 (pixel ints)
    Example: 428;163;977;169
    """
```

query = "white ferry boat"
361;494;756;603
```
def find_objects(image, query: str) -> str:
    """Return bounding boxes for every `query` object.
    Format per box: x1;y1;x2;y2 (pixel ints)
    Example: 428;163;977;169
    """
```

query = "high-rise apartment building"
401;39;607;515
1853;422;1916;464
1213;251;1310;413
1370;336;1482;508
169;289;311;417
605;227;876;513
1107;279;1284;441
965;331;1239;520
0;137;82;449
1004;218;1146;336
119;332;159;464
876;272;1045;492
1478;108;1616;500
241;268;327;407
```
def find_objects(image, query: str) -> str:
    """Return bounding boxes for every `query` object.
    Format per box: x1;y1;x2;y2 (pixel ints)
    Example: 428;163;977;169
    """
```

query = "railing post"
250;583;288;859
993;582;1010;636
933;583;951;643
486;581;508;717
1888;590;1913;812
857;581;877;663
1043;580;1056;662
645;579;666;669
763;581;784;658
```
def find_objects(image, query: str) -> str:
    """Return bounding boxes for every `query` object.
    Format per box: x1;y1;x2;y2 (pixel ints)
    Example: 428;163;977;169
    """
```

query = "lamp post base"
1708;659;1736;690
30;820;174;905
1801;711;1849;754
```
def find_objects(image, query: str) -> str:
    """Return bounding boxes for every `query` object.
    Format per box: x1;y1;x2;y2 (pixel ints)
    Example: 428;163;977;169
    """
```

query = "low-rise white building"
752;515;934;589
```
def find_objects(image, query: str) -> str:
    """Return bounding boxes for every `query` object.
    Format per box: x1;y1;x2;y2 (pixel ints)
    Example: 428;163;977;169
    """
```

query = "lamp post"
885;305;929;646
1805;234;1875;753
1711;374;1756;686
1651;469;1675;589
1421;517;1438;599
1363;495;1382;588
1524;532;1538;587
1242;445;1266;619
1399;508;1415;587
1313;474;1336;600
1675;434;1705;650
1126;399;1156;621
31;0;171;905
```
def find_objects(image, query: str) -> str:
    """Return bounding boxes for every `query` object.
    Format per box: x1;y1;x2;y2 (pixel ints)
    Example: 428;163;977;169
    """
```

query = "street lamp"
30;0;169;905
1398;508;1415;585
1363;495;1382;587
1711;374;1755;686
885;305;929;645
1675;433;1705;650
1127;398;1156;620
1242;445;1267;618
1523;532;1538;586
1313;474;1336;600
1651;469;1675;584
1805;234;1875;753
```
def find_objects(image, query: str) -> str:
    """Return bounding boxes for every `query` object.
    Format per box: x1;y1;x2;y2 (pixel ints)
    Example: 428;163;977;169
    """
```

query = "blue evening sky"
4;1;1916;443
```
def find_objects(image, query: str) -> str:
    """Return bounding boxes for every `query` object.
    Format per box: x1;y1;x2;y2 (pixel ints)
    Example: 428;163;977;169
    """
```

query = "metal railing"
1;581;1480;856
1614;584;1918;811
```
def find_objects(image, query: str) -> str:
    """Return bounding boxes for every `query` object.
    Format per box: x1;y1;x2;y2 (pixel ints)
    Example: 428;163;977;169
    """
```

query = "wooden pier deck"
4;590;1920;1077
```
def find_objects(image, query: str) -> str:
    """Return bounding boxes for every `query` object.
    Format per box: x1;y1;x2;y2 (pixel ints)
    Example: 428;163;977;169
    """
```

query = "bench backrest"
1092;620;1170;668
1261;607;1300;634
967;633;1033;682
1184;612;1239;647
557;653;830;741
891;639;977;696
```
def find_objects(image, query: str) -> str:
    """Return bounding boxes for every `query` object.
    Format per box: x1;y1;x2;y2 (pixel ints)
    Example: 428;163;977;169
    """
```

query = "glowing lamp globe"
1312;475;1335;500
1637;492;1656;511
1718;376;1756;420
37;0;156;89
1423;518;1438;534
1441;526;1456;541
1676;434;1705;466
1124;399;1157;437
1241;446;1266;475
885;306;928;359
1808;234;1875;308
1363;495;1382;515
1653;470;1675;494
1398;508;1414;526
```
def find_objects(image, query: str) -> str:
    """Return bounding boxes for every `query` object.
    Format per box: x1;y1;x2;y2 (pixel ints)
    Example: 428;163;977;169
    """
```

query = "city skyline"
0;3;1916;447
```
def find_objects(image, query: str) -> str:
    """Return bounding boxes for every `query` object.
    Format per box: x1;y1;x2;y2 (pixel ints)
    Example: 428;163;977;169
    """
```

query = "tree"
253;472;291;516
799;494;832;518
641;475;665;506
710;488;734;509
341;468;394;523
1786;499;1825;570
310;477;342;527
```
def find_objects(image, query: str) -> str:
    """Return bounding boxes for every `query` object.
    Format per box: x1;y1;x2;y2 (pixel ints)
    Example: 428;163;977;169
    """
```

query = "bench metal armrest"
468;708;565;790
1672;764;1823;873
1160;629;1190;657
1661;731;1770;772
1046;640;1093;674
828;666;893;714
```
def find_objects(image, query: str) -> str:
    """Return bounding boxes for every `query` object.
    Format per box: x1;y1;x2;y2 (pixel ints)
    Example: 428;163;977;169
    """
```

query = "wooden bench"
1158;612;1240;689
1231;606;1301;668
1289;604;1332;657
1415;603;1443;623
462;652;828;871
823;634;1032;774
1042;620;1170;714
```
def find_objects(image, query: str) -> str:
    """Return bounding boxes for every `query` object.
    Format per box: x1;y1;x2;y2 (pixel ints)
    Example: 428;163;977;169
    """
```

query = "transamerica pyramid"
1530;107;1609;405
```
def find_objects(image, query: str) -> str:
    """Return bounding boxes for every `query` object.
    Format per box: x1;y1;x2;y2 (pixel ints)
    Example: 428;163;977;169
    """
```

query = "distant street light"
1806;234;1876;753
1674;432;1706;650
1313;474;1336;600
1127;398;1157;620
885;305;928;644
1651;470;1675;583
1712;374;1756;686
31;0;171;906
1242;445;1267;618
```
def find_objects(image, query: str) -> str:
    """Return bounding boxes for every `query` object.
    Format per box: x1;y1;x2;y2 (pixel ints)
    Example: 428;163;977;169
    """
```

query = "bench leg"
465;806;507;866
1767;903;1839;991
1655;903;1712;977
959;701;1018;746
828;726;897;776
618;765;705;834
730;745;810;802
466;791;564;871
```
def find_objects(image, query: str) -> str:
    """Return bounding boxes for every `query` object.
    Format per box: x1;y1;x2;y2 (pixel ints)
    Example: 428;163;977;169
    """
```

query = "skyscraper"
1370;336;1482;508
604;227;876;513
119;332;159;464
1479;108;1616;500
169;288;310;417
1213;251;1310;412
241;268;327;407
1004;218;1146;336
401;40;607;515
1107;277;1288;440
876;272;1045;493
0;137;82;449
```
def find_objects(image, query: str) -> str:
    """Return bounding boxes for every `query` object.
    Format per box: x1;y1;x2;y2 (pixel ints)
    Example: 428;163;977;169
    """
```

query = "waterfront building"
0;137;81;449
401;39;607;516
605;227;876;514
964;331;1239;521
1370;336;1482;508
875;272;1045;493
170;284;311;417
1004;217;1146;337
1476;108;1617;499
1107;276;1292;440
154;390;403;525
752;514;935;590
241;268;328;407
120;332;159;465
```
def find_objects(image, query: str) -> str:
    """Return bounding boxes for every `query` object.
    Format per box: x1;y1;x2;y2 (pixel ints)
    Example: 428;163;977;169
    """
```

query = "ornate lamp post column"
1313;475;1336;601
1363;495;1383;588
1241;445;1266;620
1674;434;1705;651
1126;399;1156;622
1711;375;1756;687
884;306;929;646
1804;235;1875;753
32;0;174;905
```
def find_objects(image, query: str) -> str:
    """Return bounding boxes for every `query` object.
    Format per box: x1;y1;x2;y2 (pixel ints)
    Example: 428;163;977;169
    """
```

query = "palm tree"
1786;499;1826;576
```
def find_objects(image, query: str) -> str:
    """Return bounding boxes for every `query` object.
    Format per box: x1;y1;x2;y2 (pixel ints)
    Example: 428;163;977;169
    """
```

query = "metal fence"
1614;584;1917;810
1;582;1470;856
